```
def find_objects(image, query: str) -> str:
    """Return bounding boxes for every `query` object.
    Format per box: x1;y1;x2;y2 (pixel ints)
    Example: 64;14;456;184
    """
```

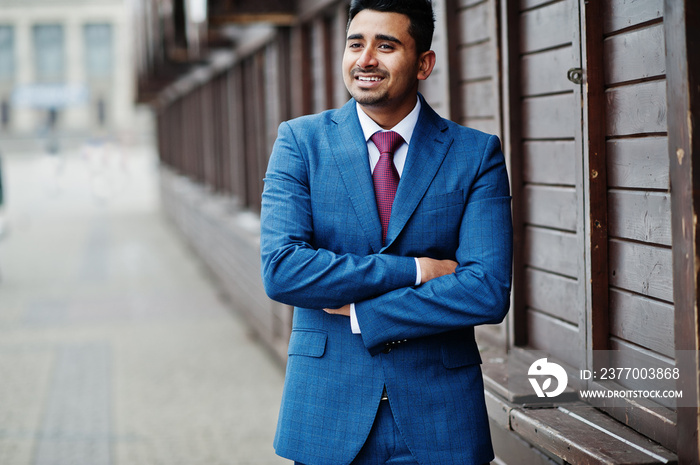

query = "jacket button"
382;345;392;354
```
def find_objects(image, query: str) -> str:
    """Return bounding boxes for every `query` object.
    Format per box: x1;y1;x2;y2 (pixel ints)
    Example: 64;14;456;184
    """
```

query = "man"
260;1;512;463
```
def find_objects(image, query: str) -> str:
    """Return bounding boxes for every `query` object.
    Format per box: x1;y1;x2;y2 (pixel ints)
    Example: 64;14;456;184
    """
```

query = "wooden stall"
136;0;699;462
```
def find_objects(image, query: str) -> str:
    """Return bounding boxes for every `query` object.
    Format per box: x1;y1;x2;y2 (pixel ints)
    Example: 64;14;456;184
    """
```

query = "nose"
356;47;378;69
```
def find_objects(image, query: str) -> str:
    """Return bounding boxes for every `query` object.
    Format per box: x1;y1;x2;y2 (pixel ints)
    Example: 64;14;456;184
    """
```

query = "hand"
417;257;458;284
324;304;351;317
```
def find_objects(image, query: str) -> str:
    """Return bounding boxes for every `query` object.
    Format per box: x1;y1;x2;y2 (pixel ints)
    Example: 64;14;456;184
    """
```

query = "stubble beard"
347;67;390;107
351;88;390;106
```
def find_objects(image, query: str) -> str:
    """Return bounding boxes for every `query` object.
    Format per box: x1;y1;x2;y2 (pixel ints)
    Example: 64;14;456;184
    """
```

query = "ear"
417;50;436;81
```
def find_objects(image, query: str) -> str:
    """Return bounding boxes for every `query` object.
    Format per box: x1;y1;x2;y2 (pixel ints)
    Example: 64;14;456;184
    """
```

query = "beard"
346;67;391;106
350;88;390;106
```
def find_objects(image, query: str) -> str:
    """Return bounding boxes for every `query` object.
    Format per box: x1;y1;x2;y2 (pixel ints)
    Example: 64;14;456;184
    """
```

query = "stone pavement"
0;142;289;464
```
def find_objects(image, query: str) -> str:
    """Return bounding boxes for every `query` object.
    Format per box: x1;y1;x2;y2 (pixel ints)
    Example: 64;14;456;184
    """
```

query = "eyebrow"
347;33;403;45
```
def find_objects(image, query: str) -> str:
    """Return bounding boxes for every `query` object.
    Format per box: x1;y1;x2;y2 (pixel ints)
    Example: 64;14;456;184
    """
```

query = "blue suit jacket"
260;95;513;465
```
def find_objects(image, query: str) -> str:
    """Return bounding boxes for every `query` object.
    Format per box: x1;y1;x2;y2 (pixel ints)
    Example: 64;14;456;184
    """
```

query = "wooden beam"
582;0;609;354
444;0;462;124
500;0;526;347
665;0;700;463
209;13;297;25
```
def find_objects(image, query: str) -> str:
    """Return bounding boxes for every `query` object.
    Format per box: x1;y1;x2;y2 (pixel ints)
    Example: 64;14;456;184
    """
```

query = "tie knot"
371;131;404;157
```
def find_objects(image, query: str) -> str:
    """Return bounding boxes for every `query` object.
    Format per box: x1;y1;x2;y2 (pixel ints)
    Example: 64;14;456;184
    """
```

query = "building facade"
0;0;138;142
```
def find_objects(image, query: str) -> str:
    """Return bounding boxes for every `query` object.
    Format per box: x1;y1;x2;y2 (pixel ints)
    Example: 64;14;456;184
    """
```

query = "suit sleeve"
260;121;418;310
354;134;513;355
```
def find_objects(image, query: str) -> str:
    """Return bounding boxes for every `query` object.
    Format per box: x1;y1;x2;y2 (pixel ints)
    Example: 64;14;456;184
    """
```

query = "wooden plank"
265;42;282;152
457;0;492;45
446;0;464;122
555;405;676;462
503;0;528;346
525;268;579;325
525;227;578;278
311;19;325;113
519;0;575;54
608;190;672;246
522;93;576;140
458;0;487;8
523;185;577;231
519;0;560;12
608;239;673;302
604;23;666;86
490;418;560;465
254;52;268;211
606;136;670;189
459;40;495;82
481;356;579;405
322;16;335;111
461;79;496;118
527;309;582;369
609;288;675;358
523;141;577;185
511;405;677;465
608;338;677;409
580;393;678;453
603;0;663;35
521;45;575;96
583;0;611;353
665;0;700;460
462;117;499;135
228;66;248;204
332;5;349;109
296;0;339;21
202;84;217;189
606;79;668;136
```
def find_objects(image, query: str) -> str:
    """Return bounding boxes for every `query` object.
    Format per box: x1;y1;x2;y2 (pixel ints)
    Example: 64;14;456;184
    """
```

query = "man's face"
343;9;431;116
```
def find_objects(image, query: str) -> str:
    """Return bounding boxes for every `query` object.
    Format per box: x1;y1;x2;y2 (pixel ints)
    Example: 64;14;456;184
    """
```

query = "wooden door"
585;0;676;449
507;0;677;450
508;0;587;370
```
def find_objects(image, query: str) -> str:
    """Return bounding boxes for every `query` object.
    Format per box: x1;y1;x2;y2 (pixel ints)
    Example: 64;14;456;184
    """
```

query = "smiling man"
260;1;513;464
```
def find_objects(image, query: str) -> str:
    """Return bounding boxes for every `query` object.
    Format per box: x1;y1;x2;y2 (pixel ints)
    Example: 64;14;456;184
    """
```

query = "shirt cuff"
351;259;420;334
350;303;361;334
414;257;422;286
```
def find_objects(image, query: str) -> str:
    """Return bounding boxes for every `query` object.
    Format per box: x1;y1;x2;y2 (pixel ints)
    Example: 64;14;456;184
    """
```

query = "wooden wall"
151;0;699;460
509;0;585;369
447;0;502;136
597;0;677;448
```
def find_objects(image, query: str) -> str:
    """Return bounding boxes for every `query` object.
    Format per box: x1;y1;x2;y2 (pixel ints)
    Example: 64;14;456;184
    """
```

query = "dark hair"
348;0;435;54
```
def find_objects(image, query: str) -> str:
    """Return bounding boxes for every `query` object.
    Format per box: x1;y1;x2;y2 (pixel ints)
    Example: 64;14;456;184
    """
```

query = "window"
0;26;14;81
83;24;113;79
33;25;65;82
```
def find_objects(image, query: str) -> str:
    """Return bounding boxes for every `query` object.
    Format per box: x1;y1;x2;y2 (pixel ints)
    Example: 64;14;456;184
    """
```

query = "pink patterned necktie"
371;131;404;245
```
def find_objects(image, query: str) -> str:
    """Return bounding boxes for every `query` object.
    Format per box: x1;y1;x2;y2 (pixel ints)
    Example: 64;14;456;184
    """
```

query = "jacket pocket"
441;332;482;369
420;189;464;212
287;329;328;358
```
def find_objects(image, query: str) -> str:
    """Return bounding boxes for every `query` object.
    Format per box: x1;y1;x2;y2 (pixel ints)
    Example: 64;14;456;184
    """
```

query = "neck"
359;94;419;129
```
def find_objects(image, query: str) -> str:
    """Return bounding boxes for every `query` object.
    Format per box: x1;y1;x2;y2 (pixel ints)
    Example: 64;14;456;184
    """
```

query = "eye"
348;42;362;49
378;43;395;50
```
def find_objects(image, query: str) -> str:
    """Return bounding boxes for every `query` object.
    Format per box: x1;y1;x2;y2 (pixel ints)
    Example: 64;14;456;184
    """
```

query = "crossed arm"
323;257;458;316
260;121;512;353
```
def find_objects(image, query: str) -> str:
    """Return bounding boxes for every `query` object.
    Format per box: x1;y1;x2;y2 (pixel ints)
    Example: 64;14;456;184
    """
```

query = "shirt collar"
355;97;422;145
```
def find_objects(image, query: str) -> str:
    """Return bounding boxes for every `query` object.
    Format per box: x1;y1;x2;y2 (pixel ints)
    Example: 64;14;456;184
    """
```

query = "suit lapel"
330;100;384;253
386;98;452;247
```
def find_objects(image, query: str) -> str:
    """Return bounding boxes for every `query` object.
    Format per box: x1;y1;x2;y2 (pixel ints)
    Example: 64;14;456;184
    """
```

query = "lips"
352;68;387;85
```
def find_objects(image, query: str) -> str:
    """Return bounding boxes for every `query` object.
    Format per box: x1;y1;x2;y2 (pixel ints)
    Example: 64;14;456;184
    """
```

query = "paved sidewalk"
0;143;288;464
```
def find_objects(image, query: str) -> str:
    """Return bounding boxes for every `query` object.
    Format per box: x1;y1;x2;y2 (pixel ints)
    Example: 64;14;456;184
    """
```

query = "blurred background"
0;0;152;151
0;1;289;464
0;0;698;464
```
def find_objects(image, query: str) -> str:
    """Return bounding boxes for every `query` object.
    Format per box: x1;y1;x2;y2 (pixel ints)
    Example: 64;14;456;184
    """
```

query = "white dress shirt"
349;98;423;333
